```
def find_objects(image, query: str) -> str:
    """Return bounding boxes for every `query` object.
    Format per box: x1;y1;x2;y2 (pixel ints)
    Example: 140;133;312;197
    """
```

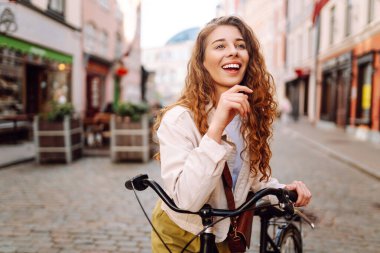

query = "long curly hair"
154;16;277;182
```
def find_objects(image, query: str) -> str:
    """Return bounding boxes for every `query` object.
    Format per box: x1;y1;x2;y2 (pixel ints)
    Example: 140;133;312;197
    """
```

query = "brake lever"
294;209;315;229
279;202;294;220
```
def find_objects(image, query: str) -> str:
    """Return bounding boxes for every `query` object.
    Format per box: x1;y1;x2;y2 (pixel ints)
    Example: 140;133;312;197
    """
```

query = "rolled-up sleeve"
157;111;232;211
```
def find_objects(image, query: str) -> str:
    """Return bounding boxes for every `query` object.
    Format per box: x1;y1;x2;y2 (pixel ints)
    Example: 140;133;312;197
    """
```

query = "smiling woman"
150;16;312;252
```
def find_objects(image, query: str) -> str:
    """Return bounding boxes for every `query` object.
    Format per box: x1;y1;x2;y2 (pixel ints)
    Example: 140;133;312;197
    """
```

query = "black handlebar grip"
125;174;149;191
287;190;298;203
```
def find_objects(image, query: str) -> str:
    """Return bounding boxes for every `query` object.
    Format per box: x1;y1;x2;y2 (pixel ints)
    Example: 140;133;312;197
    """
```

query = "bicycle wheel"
275;223;302;253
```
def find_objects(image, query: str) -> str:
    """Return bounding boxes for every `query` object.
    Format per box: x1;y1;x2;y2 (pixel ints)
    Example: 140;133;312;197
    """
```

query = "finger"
225;97;248;116
299;182;311;206
228;85;253;94
295;182;309;206
293;182;305;206
226;94;250;115
226;100;246;117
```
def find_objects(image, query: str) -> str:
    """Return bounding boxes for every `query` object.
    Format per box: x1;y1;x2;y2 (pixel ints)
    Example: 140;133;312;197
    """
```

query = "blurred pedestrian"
280;95;292;124
151;16;311;252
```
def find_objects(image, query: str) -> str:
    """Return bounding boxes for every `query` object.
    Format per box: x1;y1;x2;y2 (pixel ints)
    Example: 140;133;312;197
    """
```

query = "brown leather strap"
222;163;236;210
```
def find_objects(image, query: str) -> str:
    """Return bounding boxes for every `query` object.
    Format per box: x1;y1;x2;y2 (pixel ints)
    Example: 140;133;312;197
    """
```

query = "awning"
0;36;73;63
312;0;329;25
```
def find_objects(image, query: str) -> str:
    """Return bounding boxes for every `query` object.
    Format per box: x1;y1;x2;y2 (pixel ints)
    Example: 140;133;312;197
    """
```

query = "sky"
140;0;219;49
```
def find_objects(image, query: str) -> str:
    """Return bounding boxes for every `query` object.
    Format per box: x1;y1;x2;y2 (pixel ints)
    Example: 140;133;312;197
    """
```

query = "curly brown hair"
154;16;277;182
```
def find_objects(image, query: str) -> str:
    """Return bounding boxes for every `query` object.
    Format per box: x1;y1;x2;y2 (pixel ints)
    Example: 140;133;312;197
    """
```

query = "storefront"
0;36;73;117
348;31;380;143
285;68;310;121
320;52;352;128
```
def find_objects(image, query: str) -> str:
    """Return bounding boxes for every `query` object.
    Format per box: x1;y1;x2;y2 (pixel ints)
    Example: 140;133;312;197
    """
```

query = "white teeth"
222;63;240;69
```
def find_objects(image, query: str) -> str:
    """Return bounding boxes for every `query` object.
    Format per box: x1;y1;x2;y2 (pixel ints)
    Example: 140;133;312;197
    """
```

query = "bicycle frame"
125;174;311;253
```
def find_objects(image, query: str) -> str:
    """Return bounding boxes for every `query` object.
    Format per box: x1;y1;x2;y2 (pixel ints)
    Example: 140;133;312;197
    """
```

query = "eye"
215;44;225;49
236;43;246;49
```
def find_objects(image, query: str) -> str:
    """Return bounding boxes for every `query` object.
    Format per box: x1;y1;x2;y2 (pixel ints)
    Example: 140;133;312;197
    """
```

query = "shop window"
98;0;109;9
115;33;122;58
86;75;104;116
368;0;374;23
48;0;65;18
50;70;70;105
99;30;108;56
91;77;101;109
356;62;373;125
329;6;335;45
0;48;24;116
345;0;352;36
84;23;97;53
321;73;337;122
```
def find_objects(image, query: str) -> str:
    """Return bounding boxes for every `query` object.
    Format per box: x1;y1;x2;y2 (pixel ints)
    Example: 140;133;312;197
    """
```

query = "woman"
151;16;311;252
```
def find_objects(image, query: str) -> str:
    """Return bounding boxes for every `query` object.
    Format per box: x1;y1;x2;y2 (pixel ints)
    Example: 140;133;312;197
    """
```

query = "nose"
227;45;238;57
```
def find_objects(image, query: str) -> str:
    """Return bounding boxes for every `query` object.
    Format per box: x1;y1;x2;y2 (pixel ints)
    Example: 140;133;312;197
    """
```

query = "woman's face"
203;25;249;95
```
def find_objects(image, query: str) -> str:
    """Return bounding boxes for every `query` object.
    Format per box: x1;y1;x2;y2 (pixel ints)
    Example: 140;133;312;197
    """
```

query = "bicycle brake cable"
180;203;280;253
130;181;173;253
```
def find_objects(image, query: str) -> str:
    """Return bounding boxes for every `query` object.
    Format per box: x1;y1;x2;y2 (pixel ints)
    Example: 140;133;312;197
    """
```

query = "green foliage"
45;102;75;122
114;102;149;122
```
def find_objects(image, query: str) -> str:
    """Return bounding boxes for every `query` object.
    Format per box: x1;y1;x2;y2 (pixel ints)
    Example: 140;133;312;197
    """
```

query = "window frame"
47;0;65;19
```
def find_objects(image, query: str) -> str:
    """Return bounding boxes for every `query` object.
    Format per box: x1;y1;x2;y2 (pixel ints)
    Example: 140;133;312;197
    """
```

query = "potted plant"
33;102;83;163
110;102;150;162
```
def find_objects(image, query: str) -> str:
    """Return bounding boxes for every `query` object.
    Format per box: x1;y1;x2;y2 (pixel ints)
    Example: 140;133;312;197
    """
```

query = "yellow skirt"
151;200;231;253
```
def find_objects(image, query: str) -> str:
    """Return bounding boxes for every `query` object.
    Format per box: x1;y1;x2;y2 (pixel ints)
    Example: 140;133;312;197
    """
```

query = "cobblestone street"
0;125;379;253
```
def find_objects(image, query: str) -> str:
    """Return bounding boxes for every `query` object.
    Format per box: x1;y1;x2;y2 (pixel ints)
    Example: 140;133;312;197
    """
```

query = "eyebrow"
211;38;245;45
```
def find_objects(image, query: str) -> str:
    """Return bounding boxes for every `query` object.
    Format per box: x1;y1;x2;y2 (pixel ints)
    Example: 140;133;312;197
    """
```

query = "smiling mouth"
222;63;241;70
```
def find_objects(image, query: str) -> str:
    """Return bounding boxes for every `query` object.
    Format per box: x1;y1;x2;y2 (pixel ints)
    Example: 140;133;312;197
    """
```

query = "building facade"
142;27;199;106
317;0;380;143
121;1;142;104
0;0;82;117
283;0;316;122
239;0;380;143
239;0;288;113
82;0;127;117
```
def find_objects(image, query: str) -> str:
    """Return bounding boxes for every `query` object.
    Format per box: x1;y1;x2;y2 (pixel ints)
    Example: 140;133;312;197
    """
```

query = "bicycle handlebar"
125;174;298;217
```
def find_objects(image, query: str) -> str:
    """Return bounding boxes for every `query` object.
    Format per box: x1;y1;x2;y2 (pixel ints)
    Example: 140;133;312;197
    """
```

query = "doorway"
25;64;48;114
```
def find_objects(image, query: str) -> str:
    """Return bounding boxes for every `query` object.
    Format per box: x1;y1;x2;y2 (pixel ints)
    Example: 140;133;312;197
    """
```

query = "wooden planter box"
110;114;150;162
33;116;83;163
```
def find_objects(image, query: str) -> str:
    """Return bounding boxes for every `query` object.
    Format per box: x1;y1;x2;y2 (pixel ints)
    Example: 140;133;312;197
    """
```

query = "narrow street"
0;125;379;253
265;125;380;253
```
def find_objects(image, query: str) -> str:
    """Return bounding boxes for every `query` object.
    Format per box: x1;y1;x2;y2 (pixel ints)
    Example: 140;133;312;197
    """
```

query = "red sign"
294;67;310;77
116;67;128;77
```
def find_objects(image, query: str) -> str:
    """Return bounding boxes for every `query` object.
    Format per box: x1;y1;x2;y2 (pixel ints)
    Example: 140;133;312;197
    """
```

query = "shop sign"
0;36;72;63
0;7;17;34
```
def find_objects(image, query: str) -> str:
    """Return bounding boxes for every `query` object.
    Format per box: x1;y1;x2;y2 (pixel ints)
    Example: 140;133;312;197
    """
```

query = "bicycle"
125;174;314;253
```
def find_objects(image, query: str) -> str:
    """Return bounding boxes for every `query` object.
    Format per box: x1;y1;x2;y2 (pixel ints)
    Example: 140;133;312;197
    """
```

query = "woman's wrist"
207;123;224;143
